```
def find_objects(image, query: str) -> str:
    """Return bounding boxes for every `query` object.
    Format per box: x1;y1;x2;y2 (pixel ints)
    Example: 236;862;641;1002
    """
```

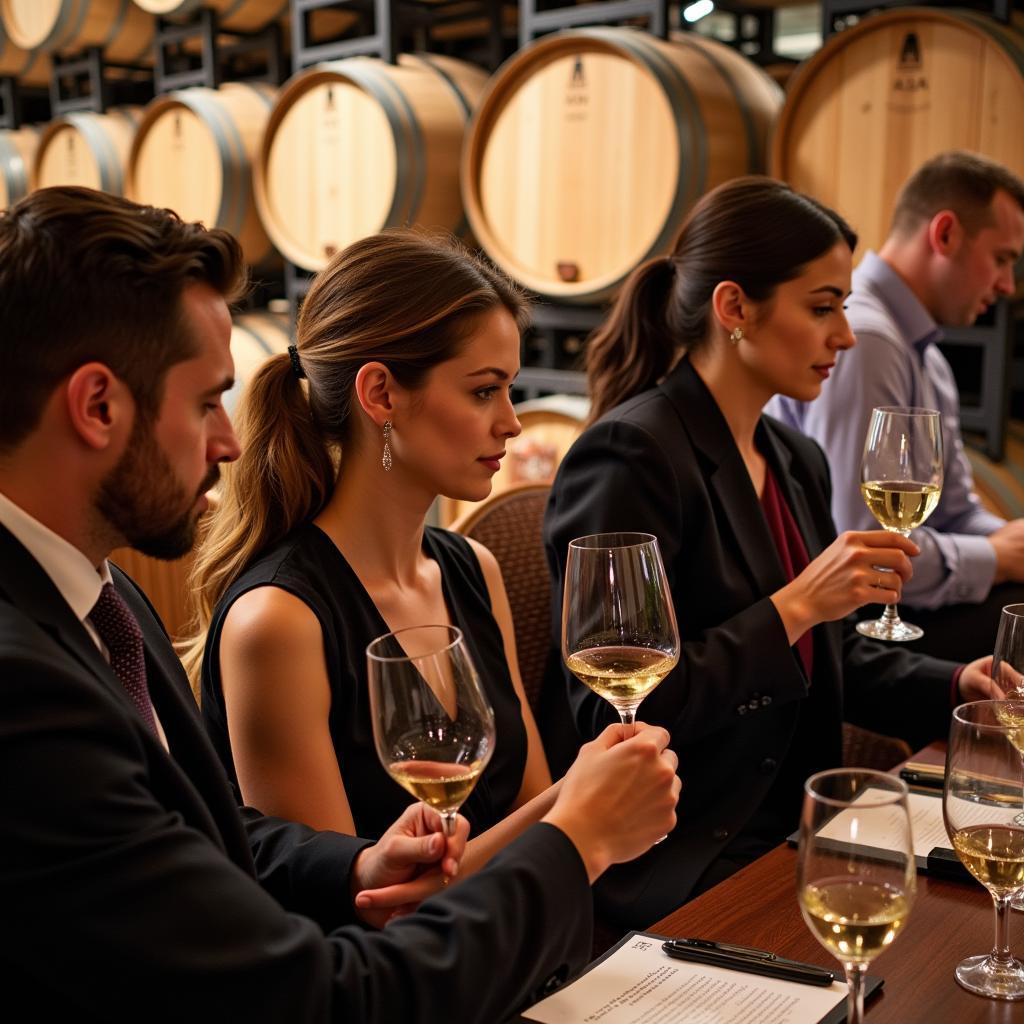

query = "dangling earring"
381;420;393;472
729;327;744;346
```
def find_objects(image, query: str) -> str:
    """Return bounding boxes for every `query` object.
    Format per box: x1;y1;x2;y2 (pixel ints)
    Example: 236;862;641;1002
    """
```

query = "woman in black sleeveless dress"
186;233;567;890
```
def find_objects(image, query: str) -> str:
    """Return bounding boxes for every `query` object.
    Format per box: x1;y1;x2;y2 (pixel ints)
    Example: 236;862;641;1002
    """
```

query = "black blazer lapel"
660;361;787;596
0;526;136;712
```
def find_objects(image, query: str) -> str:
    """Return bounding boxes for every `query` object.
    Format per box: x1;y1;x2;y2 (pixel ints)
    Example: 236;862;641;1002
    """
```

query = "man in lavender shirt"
768;152;1024;661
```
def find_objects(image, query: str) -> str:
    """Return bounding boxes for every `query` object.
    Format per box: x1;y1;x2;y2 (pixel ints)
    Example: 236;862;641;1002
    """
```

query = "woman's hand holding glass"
562;533;679;739
797;770;915;1024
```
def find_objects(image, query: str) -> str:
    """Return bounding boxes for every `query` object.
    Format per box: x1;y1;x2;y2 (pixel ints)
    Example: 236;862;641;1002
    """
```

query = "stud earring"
730;327;744;345
382;420;393;472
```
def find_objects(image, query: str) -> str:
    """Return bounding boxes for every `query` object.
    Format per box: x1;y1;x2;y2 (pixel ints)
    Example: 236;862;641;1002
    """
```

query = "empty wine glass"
367;624;495;838
798;770;916;1024
944;701;1024;999
857;406;943;642
562;532;679;739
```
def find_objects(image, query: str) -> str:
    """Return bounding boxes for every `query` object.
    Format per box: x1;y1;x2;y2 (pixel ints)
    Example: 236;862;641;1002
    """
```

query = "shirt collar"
854;250;941;354
0;490;113;624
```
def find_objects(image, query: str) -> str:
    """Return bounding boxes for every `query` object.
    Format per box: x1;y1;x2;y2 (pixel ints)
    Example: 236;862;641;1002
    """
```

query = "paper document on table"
521;933;849;1024
815;788;1014;861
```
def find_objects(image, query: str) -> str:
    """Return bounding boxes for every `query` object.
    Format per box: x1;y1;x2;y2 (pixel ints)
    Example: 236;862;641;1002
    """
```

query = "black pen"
898;767;945;791
662;939;836;987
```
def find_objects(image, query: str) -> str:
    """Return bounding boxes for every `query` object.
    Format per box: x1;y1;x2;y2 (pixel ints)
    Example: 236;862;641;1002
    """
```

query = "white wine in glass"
798;769;915;1024
944;700;1024;1000
562;533;680;738
367;624;495;837
857;406;943;642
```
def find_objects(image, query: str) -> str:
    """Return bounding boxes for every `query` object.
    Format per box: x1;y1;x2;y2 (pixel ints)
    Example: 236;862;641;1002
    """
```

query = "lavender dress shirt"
766;251;1002;609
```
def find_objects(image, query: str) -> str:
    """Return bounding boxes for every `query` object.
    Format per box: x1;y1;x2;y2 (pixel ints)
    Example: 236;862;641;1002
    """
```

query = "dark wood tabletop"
650;746;1024;1022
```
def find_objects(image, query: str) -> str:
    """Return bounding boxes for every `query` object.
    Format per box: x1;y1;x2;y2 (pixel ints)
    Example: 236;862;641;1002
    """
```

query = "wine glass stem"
619;707;637;740
440;810;457;838
844;962;868;1024
992;893;1014;967
879;602;902;625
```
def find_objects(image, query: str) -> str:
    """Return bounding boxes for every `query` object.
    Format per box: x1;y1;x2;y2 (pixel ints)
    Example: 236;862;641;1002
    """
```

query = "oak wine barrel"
254;53;488;272
461;27;782;303
0;125;37;209
772;7;1024;259
127;82;277;267
224;309;291;420
0;20;51;83
33;107;140;194
0;0;153;63
132;0;285;32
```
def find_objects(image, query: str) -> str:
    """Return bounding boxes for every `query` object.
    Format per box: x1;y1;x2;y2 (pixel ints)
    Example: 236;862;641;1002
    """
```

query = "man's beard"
96;417;219;561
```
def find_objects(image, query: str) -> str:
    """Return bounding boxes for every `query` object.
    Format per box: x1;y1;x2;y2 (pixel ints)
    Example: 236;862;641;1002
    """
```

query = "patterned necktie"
88;582;158;736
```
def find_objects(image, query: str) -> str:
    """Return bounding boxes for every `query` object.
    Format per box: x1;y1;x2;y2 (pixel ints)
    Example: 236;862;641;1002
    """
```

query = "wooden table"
651;751;1024;1021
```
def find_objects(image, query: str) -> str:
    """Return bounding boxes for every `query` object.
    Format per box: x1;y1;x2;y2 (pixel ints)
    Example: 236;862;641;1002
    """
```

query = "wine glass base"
955;954;1024;999
856;618;923;642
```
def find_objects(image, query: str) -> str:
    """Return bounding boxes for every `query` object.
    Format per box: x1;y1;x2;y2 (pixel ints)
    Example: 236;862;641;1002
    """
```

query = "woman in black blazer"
544;177;998;929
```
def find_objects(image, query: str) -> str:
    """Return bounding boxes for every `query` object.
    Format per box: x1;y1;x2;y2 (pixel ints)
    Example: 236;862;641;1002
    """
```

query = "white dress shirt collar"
0;489;112;625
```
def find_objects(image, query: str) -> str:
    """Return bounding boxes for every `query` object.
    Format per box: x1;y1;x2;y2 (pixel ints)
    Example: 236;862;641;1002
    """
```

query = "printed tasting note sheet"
522;933;849;1024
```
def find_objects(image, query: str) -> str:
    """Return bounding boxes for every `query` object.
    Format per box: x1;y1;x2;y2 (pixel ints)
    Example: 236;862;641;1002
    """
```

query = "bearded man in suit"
0;186;679;1022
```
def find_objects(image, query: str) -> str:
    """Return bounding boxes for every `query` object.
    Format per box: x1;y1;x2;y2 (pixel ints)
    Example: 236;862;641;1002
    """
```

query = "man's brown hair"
891;150;1024;238
0;186;247;451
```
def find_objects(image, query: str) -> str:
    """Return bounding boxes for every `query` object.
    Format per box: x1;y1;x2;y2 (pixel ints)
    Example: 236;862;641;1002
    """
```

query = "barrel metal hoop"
173;88;249;237
584;28;705;262
671;34;759;172
99;0;129;51
65;112;124;194
336;61;420;229
47;0;90;52
0;132;28;205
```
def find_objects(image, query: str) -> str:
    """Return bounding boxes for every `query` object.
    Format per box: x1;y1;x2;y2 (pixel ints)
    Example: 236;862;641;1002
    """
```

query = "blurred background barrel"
0;20;51;84
0;125;37;209
132;0;285;33
772;7;1024;258
0;0;153;63
253;53;487;272
127;82;277;267
461;26;782;304
224;309;291;419
33;107;140;194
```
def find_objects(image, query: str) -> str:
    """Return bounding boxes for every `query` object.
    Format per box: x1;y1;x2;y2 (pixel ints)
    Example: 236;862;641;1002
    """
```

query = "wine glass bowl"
797;769;915;1024
562;532;680;738
944;700;1024;999
367;624;495;836
856;406;944;642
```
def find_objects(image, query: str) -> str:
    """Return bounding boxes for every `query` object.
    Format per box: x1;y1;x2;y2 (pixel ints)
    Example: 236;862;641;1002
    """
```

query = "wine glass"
367;624;495;838
992;604;1024;835
562;533;679;739
798;770;916;1024
856;406;943;642
944;700;1024;999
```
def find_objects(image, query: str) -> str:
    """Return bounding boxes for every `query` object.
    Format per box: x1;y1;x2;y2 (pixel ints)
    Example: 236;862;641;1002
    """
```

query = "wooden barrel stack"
127;82;277;267
0;0;154;64
0;123;37;208
254;53;487;272
461;27;782;304
0;18;51;84
772;7;1024;258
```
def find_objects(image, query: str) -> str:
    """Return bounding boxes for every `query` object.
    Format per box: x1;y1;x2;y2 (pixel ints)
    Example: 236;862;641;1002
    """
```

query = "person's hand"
958;655;1006;701
771;530;919;643
542;722;680;882
989;520;1024;584
350;802;470;928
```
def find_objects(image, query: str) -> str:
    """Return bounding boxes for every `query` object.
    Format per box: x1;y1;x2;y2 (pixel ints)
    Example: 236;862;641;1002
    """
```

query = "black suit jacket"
0;524;591;1021
544;359;958;927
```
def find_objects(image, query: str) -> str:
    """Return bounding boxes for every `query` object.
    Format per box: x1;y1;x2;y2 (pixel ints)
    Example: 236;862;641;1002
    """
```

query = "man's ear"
354;362;397;427
64;363;133;451
927;210;964;259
